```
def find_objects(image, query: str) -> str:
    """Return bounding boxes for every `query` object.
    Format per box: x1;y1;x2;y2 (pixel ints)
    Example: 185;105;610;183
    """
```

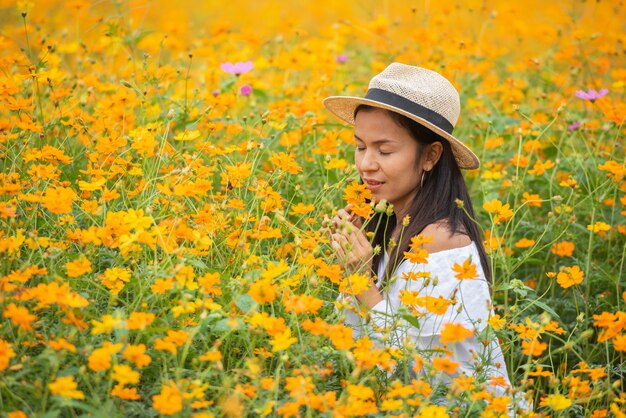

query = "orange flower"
432;357;460;374
289;202;314;215
522;192;542;207
613;334;626;351
2;303;37;331
199;350;222;361
269;152;302;175
328;324;354;350
528;159;555;176
65;256;92;278
284;294;324;314
485;136;504;149
122;344;152;368
439;323;474;343
88;342;123;372
514;238;535;248
403;234;433;264
552;241;575;257
126;312;156;330
343;181;372;218
483;199;513;223
248;277;278;304
111;384;141;400
522;338;548;357
510;154;529;168
154;330;190;355
451;257;479;280
556;265;584;288
0;339;16;371
152;380;183;415
48;338;76;352
41;186;77;214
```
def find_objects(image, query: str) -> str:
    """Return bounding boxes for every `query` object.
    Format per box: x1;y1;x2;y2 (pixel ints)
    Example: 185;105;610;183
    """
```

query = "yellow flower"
269;328;298;352
338;273;371;295
91;314;124;335
111;364;140;386
587;221;611;234
416;405;449;418
78;178;106;191
487;314;505;331
540;393;571;411
173;129;201;141
48;376;85;399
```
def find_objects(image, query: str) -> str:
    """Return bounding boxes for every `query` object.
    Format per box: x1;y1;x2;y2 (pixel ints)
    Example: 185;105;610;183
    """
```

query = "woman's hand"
327;205;383;308
328;205;372;274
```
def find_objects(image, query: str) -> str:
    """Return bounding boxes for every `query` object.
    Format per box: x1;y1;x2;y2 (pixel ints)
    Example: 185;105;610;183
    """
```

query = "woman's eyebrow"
354;135;395;145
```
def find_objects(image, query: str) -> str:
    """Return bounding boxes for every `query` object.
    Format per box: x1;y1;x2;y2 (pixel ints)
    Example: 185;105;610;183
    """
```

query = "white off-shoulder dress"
339;241;517;404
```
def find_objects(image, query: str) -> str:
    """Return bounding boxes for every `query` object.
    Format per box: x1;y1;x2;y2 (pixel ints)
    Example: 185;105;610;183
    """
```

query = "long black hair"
355;105;492;283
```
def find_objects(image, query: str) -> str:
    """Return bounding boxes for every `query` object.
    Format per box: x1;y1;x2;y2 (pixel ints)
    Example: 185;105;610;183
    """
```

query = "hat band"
364;88;454;134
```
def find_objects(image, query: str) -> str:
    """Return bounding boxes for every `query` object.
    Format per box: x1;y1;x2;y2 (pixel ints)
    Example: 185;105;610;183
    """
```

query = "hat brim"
323;95;480;170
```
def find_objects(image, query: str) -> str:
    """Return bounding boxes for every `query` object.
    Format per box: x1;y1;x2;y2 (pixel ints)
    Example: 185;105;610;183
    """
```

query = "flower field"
1;0;625;416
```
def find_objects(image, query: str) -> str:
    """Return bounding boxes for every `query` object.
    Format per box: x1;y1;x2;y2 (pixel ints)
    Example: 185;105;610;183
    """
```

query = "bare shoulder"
419;222;471;254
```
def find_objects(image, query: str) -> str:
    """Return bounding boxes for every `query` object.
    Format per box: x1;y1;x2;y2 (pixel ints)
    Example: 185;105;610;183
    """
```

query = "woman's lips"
364;179;384;191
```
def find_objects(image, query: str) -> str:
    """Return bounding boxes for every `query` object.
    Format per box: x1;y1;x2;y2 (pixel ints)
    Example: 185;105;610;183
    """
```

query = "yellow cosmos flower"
48;376;85;399
540;393;572;411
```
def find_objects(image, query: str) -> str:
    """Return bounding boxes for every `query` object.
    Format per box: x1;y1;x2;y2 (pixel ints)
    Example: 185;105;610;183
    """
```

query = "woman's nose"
358;150;378;171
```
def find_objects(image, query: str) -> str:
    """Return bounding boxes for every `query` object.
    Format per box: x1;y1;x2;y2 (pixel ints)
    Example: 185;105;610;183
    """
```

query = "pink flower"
220;61;253;75
567;121;581;131
336;54;348;64
575;88;608;102
240;85;252;96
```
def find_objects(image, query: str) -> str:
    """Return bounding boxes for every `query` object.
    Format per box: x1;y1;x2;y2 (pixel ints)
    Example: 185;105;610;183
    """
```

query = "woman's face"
354;108;425;218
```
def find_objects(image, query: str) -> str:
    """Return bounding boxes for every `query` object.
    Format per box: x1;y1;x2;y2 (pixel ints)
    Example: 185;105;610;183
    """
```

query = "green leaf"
400;314;421;330
235;293;257;313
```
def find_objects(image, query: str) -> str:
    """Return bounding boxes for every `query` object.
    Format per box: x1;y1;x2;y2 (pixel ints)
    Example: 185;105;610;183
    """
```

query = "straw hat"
323;63;480;169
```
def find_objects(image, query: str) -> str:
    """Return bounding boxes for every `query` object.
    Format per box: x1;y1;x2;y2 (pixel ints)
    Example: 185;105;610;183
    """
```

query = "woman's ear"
422;142;443;171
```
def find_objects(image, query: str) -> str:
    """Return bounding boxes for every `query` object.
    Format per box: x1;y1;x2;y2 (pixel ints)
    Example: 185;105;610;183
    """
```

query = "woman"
323;63;519;409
